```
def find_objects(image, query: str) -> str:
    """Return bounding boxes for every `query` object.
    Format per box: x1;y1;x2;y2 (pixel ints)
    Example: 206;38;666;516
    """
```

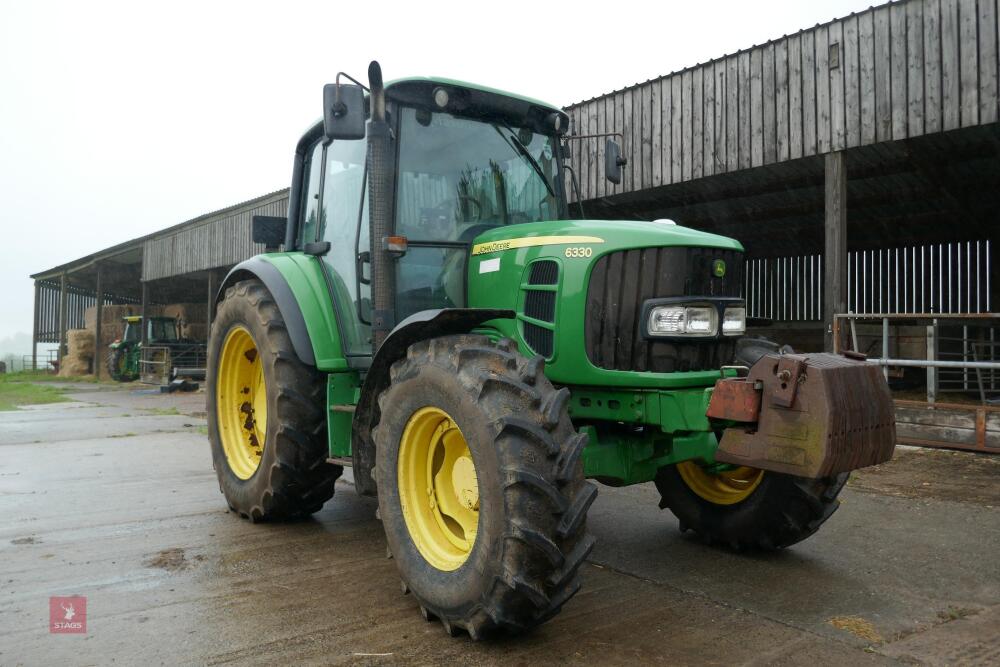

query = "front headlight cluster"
646;303;745;338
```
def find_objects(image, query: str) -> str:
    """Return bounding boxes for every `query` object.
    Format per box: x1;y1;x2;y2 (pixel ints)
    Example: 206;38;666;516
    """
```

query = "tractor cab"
108;316;181;381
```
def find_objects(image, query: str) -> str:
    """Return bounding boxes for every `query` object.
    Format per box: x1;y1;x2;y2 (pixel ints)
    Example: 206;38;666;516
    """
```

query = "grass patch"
0;371;100;384
828;616;883;644
0;382;70;411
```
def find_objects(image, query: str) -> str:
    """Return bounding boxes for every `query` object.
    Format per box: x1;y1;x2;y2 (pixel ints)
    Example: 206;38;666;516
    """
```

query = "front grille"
528;260;559;285
585;246;744;372
523;321;554;358
524;290;556;322
522;260;559;359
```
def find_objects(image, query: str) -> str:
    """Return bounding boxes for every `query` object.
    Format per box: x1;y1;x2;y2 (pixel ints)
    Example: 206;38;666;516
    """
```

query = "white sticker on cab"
479;258;501;274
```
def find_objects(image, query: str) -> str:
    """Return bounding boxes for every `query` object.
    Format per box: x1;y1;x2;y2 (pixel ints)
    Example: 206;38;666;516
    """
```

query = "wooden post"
206;270;218;335
140;281;149;346
824;151;847;351
31;282;40;371
58;273;68;367
94;264;103;380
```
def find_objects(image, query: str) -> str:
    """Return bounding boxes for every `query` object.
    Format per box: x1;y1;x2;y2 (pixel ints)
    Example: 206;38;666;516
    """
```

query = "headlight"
647;305;718;337
722;307;746;335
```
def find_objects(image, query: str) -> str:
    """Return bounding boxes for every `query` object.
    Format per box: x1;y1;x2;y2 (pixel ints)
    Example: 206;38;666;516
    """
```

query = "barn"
29;0;999;442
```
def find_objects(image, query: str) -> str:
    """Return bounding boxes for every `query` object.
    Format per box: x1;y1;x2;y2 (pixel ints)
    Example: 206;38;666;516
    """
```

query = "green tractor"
107;315;181;381
207;62;895;639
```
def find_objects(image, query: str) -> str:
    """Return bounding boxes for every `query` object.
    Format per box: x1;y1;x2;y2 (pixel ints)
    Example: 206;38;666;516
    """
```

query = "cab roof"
385;77;562;114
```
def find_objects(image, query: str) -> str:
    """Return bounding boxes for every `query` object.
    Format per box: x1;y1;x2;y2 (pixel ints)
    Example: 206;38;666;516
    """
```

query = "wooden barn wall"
565;0;1000;201
142;195;289;281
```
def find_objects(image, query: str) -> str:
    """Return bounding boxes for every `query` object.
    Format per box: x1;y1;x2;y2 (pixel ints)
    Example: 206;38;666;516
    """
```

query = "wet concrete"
1;387;997;665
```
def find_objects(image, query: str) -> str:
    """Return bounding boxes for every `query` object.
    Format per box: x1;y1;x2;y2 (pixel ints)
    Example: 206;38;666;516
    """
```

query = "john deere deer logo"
712;259;726;278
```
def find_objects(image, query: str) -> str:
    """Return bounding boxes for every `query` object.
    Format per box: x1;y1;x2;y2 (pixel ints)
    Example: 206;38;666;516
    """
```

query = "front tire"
374;335;596;639
655;462;848;550
207;279;341;522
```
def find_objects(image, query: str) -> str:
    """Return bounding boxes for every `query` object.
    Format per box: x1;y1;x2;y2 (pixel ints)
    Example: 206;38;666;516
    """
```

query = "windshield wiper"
492;123;556;198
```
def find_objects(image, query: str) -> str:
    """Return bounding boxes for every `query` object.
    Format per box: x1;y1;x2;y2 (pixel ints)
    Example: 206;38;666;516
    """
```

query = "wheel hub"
398;407;479;571
676;460;764;505
215;326;267;480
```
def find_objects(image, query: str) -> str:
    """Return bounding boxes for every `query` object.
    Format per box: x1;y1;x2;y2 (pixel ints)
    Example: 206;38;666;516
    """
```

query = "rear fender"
351;308;513;496
216;255;347;370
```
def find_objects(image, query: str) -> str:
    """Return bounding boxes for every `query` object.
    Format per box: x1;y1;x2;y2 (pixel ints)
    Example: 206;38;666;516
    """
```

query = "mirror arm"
333;72;371;117
562;132;624;142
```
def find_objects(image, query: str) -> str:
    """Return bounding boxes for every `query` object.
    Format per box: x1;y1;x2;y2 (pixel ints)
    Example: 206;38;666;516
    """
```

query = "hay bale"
67;329;95;358
182;323;209;342
58;354;91;377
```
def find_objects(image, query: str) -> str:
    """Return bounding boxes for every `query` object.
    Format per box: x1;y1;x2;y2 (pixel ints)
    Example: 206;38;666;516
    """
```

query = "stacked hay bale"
59;329;95;377
160;303;208;341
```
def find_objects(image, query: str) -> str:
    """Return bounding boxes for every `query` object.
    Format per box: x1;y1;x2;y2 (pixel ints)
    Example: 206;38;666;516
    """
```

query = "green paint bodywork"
327;372;361;458
262;69;751;487
257;253;349;371
466;219;742;389
260;217;744;486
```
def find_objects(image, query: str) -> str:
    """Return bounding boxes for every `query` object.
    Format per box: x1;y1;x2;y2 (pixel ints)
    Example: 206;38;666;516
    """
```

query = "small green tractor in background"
207;62;896;639
107;316;179;381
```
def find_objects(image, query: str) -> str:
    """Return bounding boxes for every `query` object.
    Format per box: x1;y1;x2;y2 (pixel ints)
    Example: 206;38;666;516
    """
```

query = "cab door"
298;137;372;361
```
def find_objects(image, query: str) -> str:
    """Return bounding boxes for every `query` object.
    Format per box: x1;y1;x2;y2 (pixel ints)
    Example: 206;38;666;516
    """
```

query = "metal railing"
833;313;1000;404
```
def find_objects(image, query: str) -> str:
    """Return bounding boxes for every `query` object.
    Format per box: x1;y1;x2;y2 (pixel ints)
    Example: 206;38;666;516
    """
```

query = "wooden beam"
140;281;149;346
206;270;219;336
824;152;847;351
32;281;40;371
58;273;68;367
94;263;103;380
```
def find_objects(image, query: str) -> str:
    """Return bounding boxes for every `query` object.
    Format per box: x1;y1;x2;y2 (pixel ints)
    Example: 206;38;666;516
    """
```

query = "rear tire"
207;279;341;522
655;464;848;550
374;335;596;639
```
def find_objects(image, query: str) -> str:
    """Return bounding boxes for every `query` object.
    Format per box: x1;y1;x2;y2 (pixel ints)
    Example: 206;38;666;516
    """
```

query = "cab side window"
299;142;323;246
319;138;370;355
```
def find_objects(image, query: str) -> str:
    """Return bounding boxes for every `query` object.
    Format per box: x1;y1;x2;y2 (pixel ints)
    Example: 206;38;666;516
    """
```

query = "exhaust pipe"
366;60;394;351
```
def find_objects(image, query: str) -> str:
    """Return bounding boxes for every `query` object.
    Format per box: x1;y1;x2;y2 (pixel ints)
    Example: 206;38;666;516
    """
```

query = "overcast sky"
0;0;876;343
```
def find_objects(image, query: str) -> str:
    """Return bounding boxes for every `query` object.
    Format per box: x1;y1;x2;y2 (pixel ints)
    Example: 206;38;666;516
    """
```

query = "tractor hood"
466;219;746;389
468;219;743;257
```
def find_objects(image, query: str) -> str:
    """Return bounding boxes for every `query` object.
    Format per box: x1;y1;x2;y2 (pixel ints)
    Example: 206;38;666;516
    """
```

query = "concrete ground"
1;385;998;666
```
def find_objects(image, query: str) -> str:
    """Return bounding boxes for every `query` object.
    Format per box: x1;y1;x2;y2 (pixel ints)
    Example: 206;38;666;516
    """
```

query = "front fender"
350;308;514;496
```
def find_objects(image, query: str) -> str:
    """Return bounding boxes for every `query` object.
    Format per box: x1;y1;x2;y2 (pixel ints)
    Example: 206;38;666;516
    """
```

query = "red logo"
49;596;86;634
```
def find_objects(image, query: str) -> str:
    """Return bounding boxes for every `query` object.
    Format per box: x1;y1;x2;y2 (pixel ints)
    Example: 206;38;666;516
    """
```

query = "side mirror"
252;215;287;251
605;139;627;184
323;83;366;140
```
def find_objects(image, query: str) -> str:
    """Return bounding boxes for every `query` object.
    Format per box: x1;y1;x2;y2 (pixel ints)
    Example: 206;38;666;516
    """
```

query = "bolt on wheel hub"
216;326;267;480
398;407;479;571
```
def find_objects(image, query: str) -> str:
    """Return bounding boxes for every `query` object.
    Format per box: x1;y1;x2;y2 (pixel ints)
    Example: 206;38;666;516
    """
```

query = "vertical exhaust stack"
366;60;395;351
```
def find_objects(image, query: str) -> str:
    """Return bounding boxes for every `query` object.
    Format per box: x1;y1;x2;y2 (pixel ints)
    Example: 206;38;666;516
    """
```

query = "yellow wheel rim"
215;326;268;480
676;461;764;505
398;407;479;571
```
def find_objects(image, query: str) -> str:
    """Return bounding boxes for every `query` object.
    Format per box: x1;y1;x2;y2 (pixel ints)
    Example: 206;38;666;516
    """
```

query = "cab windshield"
392;106;565;320
395;107;564;242
148;319;178;342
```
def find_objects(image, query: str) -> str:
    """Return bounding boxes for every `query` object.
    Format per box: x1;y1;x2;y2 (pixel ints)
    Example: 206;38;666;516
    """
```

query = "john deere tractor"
107;315;181;381
207;62;895;639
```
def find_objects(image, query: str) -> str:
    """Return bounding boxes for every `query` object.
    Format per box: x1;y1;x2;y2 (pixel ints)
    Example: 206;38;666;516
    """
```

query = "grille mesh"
528;260;559;285
585;246;744;372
